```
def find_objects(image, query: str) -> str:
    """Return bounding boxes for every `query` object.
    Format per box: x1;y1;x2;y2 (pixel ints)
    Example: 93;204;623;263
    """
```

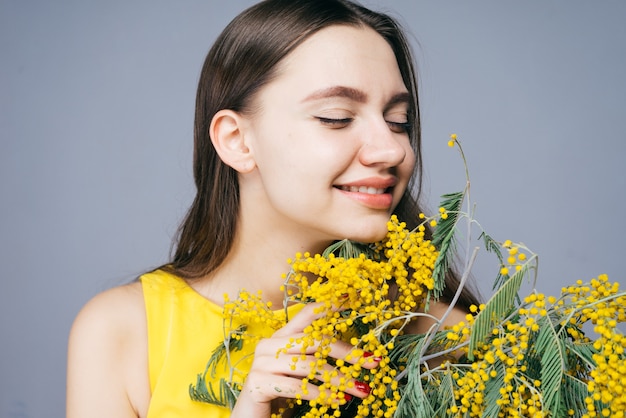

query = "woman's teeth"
340;185;386;195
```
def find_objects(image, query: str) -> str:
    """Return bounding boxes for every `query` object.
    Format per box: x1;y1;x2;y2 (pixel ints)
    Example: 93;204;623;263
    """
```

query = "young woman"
67;0;479;417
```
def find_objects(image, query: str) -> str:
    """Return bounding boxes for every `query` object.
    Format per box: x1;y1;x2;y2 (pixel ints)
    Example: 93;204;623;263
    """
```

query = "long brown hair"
165;0;480;309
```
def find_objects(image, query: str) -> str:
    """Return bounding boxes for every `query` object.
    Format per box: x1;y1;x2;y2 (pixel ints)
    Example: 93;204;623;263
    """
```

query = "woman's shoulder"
71;281;146;335
68;281;148;375
67;281;150;417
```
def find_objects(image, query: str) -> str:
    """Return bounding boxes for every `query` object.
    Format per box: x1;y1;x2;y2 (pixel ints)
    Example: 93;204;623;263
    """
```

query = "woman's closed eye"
386;120;412;134
315;116;411;133
316;116;353;128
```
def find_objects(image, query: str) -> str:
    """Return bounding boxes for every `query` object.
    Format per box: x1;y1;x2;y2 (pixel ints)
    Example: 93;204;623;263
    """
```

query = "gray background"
1;1;625;417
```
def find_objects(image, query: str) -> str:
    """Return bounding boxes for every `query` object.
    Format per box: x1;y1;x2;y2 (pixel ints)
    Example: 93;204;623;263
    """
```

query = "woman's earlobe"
209;109;256;173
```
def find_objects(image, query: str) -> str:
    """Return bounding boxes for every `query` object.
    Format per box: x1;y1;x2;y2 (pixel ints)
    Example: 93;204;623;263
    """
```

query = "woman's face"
239;24;416;246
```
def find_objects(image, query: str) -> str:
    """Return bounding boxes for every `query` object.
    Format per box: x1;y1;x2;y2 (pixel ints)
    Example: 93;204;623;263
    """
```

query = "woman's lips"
335;185;394;209
338;185;386;195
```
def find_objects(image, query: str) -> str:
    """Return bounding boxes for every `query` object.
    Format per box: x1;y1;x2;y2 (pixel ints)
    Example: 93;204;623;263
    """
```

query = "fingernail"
363;352;382;362
344;393;353;401
354;381;371;395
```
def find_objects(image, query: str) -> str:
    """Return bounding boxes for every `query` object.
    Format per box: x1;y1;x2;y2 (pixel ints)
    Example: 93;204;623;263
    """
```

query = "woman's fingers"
271;303;380;367
242;369;369;405
237;302;380;408
240;373;306;402
272;302;328;338
250;336;377;401
258;333;381;371
251;345;359;381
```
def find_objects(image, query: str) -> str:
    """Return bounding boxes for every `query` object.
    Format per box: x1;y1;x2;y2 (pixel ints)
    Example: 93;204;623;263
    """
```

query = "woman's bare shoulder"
67;282;150;418
72;281;145;328
69;282;147;349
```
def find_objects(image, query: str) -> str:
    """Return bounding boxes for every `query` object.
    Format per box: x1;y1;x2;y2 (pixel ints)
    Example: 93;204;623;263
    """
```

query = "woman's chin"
314;216;391;247
345;224;389;244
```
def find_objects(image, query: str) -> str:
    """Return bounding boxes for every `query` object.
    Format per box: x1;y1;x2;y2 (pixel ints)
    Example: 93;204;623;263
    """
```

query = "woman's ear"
209;109;256;173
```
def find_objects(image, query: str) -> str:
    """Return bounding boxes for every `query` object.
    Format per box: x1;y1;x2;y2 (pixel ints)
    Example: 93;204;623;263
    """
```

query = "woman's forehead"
268;25;406;99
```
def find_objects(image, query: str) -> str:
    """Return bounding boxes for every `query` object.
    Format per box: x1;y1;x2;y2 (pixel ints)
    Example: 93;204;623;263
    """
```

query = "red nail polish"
363;352;382;362
344;393;353;401
354;381;371;395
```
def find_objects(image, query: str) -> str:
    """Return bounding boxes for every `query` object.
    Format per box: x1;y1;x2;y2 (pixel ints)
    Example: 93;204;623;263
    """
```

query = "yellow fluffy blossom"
274;215;437;417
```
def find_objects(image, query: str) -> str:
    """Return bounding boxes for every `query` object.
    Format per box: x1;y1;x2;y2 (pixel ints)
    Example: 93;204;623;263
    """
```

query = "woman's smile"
337;185;387;195
334;175;397;210
335;186;394;210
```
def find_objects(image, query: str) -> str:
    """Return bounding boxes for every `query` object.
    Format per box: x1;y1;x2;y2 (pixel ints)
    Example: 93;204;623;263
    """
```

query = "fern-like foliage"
394;335;436;418
431;191;465;301
566;339;596;369
467;262;532;359
480;361;506;418
189;377;239;408
479;232;509;291
535;316;566;413
189;325;246;408
561;374;593;417
322;238;377;259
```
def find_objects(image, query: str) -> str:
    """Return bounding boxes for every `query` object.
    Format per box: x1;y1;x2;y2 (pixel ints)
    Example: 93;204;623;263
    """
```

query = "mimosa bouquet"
190;136;626;417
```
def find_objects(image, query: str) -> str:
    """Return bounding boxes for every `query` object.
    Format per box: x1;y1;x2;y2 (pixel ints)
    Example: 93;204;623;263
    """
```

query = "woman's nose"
358;120;408;168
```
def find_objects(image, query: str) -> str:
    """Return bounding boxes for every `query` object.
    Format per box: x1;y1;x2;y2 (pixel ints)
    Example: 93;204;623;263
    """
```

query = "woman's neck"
193;226;331;307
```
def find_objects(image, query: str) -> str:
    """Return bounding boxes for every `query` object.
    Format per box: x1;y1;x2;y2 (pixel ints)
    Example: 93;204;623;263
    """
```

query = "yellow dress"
141;269;300;417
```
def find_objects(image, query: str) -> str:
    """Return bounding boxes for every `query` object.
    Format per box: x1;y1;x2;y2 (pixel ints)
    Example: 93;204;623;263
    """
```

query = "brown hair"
165;0;480;309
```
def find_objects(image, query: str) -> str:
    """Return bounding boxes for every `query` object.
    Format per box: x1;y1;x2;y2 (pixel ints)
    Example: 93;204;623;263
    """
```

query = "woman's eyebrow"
301;86;368;103
302;86;411;110
385;92;411;110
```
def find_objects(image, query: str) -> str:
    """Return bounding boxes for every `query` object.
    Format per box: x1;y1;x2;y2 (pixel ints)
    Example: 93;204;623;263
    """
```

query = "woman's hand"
231;303;378;417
